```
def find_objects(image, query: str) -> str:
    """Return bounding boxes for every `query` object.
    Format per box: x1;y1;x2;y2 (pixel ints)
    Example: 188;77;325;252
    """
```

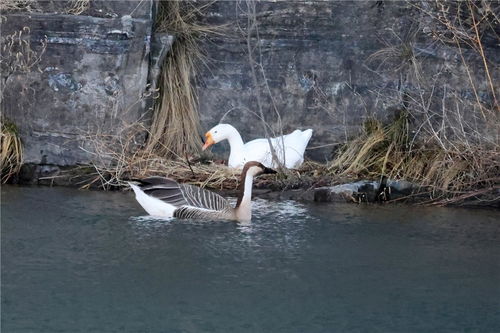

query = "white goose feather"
202;124;313;169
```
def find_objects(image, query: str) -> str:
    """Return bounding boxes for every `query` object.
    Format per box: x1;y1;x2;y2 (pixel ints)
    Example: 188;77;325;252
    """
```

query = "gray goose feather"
137;177;235;220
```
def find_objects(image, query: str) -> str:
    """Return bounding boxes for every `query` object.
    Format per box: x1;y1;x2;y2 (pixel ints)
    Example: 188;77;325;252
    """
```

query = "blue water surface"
2;185;499;332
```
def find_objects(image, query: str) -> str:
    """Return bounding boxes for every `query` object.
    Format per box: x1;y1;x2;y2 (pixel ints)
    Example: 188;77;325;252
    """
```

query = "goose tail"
302;129;313;143
128;182;176;218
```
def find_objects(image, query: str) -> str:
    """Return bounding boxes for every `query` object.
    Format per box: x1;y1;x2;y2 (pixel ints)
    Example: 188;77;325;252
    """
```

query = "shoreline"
7;162;499;209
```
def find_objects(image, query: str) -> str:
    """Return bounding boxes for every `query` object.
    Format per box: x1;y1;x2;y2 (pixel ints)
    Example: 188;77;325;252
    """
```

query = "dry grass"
76;114;326;192
410;0;499;110
78;119;261;191
327;0;500;206
0;27;47;74
0;0;90;14
0;0;36;13
329;114;499;205
146;1;220;157
0;27;47;103
145;40;204;157
0;27;46;182
65;0;90;16
0;119;23;183
366;25;424;83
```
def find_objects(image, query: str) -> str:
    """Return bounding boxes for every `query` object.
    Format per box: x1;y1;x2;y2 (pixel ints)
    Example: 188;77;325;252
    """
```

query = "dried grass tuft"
0;0;37;13
330;112;409;176
0;27;47;103
0;27;47;74
76;115;316;192
78;119;241;191
65;0;90;15
329;111;499;205
0;119;23;183
1;0;90;14
146;1;220;157
329;0;500;206
367;26;424;83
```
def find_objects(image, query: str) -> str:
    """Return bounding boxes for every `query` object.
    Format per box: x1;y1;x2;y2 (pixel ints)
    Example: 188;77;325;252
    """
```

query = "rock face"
1;0;170;166
195;1;499;161
1;0;498;176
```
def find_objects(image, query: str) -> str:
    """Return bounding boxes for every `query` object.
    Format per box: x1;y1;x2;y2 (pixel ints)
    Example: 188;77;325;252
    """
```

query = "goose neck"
235;169;254;221
225;127;245;150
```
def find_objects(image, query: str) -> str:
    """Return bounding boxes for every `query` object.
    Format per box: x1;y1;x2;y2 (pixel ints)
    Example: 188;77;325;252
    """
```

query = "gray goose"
129;161;276;222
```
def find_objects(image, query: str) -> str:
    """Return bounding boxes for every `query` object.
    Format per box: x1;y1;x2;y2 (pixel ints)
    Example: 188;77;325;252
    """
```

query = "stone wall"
1;0;171;166
195;1;499;161
1;0;498;176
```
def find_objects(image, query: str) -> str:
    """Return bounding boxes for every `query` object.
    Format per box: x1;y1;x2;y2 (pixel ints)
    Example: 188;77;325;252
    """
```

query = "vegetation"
146;1;219;157
0;0;35;13
0;25;47;183
1;0;497;207
65;0;90;15
74;0;498;207
0;26;47;103
329;0;499;205
329;113;499;205
81;120;268;191
0;119;22;183
0;0;90;15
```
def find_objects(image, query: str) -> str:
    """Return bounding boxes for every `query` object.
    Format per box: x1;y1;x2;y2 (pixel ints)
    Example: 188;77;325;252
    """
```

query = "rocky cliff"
1;0;168;167
1;0;498;183
195;1;498;161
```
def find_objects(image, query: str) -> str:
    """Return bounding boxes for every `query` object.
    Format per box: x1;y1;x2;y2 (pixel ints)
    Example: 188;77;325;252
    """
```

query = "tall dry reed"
0;119;22;183
146;1;219;157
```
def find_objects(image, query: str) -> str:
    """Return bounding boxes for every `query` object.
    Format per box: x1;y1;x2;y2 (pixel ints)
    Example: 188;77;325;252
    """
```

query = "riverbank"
8;159;499;209
1;1;498;209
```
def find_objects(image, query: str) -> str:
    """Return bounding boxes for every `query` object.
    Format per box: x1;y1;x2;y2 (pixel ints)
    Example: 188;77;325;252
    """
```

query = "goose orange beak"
202;132;215;150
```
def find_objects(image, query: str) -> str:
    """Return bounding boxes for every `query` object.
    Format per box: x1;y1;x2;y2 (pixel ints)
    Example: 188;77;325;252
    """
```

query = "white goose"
202;124;313;169
129;161;276;222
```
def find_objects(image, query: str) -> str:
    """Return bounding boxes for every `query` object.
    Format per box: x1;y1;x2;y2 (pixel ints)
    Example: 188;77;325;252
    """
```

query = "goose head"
235;161;277;222
237;161;277;205
242;161;277;177
202;124;237;150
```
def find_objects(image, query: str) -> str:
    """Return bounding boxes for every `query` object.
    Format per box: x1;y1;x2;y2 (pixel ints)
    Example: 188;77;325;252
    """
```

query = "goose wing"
137;177;188;207
178;183;232;212
243;130;313;168
137;177;232;212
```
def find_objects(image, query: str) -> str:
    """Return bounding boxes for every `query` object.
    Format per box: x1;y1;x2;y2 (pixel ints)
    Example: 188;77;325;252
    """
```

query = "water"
2;185;499;332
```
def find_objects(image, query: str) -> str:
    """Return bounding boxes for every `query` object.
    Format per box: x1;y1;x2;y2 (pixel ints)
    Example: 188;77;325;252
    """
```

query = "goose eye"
214;131;218;134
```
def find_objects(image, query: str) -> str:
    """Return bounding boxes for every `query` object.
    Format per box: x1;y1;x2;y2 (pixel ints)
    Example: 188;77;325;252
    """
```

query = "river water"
1;185;499;332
